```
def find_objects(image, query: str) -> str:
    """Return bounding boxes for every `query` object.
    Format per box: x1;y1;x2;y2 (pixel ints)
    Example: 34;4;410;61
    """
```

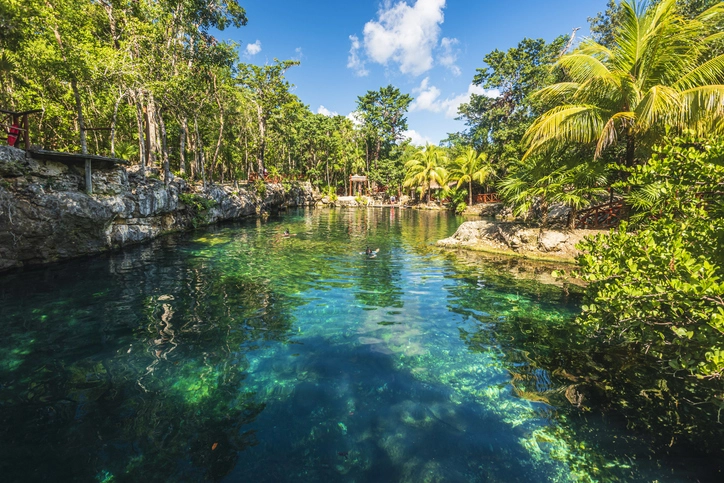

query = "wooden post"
85;159;93;194
22;114;29;150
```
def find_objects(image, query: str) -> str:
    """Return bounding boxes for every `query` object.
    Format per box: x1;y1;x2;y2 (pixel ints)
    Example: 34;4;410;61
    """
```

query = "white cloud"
245;40;262;56
403;129;433;146
410;78;499;118
347;35;369;77
438;37;460;76
317;105;338;117
352;0;446;76
294;47;304;61
346;111;363;126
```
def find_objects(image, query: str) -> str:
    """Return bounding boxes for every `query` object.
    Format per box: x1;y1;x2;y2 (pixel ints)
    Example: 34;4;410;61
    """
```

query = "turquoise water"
0;208;720;482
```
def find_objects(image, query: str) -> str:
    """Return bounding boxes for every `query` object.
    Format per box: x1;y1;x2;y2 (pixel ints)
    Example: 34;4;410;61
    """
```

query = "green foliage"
577;135;724;378
499;153;609;226
355;85;413;165
449;147;494;206
322;185;338;202
254;178;267;198
113;141;138;162
179;192;217;227
403;145;449;203
454;36;567;168
525;0;724;165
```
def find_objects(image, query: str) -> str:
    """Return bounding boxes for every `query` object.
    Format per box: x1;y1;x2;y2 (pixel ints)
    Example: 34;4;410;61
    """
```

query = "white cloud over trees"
348;0;454;76
410;77;499;118
245;40;262;56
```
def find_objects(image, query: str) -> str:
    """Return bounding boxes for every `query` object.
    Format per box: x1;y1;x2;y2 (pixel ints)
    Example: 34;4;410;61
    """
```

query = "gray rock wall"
0;146;315;271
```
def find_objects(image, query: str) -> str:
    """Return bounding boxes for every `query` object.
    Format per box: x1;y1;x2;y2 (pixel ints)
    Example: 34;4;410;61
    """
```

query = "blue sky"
218;0;609;145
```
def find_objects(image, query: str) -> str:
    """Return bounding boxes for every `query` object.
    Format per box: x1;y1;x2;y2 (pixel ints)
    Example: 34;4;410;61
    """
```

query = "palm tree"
403;144;448;203
449;147;494;206
524;0;724;166
499;157;609;227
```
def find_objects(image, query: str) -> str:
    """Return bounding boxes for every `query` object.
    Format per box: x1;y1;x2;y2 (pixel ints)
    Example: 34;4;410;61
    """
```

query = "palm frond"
534;82;579;106
557;54;613;83
634;85;681;131
680;85;724;126
674;54;724;91
524;105;604;159
595;111;635;158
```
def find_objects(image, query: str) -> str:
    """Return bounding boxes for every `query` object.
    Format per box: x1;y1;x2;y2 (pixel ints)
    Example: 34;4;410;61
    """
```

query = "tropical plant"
576;135;724;378
449;147;494;206
499;151;609;227
454;36;568;166
525;0;724;166
356;85;413;168
403;145;449;203
113;141;139;162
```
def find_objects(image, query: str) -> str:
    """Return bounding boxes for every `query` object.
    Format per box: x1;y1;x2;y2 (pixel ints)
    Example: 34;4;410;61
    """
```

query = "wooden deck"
27;148;129;194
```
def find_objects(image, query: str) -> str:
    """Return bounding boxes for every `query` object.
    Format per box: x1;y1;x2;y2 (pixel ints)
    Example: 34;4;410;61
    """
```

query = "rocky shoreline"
437;220;607;263
0;146;315;272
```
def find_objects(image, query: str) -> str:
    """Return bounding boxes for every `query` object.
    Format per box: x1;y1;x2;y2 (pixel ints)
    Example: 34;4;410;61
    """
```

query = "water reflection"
0;208;721;482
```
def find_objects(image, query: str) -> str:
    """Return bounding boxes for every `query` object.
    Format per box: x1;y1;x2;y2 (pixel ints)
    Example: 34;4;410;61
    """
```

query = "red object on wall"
7;123;19;147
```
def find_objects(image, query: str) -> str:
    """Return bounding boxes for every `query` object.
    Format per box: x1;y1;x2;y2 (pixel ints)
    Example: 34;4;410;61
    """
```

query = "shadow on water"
226;337;548;483
0;207;721;482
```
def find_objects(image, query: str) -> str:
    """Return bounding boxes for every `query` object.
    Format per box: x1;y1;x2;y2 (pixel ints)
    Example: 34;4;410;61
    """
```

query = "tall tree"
403;145;448;203
355;85;413;169
237;59;299;176
455;36;568;168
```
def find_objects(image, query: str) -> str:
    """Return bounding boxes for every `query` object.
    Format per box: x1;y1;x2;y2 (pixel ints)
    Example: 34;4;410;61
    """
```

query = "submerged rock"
0;146;315;271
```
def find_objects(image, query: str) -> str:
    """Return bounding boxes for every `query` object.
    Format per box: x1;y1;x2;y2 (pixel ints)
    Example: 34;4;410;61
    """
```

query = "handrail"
476;193;499;203
575;201;623;229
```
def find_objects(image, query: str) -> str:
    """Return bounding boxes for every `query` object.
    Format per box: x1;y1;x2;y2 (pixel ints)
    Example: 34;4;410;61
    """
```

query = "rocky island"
437;219;607;263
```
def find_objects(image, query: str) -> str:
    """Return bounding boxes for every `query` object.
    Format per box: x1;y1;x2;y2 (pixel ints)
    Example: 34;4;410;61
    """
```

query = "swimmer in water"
362;246;380;258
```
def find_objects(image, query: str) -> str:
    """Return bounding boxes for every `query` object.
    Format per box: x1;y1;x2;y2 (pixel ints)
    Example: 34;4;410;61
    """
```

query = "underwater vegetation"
0;208;721;482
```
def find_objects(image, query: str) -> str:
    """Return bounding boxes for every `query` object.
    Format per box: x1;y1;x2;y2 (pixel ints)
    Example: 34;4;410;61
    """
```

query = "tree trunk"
179;117;187;176
144;94;160;168
469;180;473;206
212;108;224;180
626;135;635;167
374;137;380;170
110;89;125;157
134;93;146;176
157;108;170;186
71;81;87;154
101;1;120;49
194;117;206;188
567;206;577;230
257;105;266;176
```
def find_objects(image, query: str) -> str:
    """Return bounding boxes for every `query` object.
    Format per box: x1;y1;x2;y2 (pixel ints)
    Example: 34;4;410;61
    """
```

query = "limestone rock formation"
437;220;604;262
0;146;314;271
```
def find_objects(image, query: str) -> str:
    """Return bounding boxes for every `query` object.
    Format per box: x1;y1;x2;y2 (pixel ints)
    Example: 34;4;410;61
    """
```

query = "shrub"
179;192;217;227
577;135;724;378
254;178;267;198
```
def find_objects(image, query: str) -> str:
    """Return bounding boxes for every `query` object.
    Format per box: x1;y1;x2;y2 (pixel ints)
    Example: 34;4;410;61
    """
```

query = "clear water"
0;208;719;482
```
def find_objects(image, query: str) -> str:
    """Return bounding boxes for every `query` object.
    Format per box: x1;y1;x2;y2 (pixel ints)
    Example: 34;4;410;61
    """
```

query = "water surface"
0;208;719;482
